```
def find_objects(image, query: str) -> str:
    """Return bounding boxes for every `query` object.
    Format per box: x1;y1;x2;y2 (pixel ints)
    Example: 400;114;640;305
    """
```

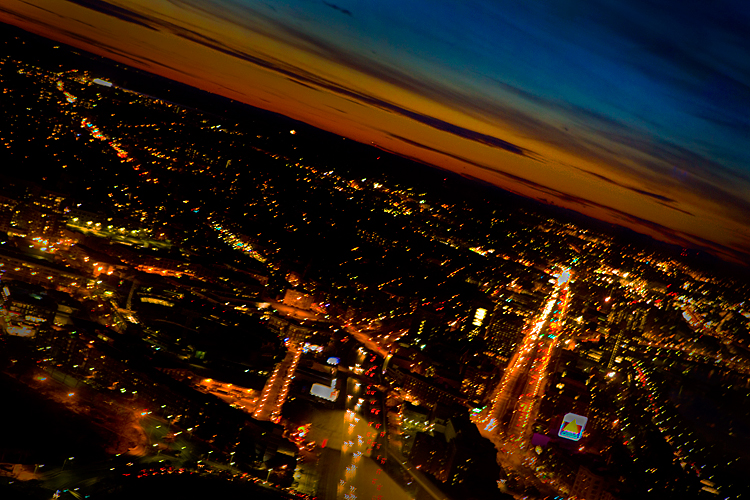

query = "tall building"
410;414;501;493
462;299;493;342
407;305;446;349
460;353;499;403
484;309;525;364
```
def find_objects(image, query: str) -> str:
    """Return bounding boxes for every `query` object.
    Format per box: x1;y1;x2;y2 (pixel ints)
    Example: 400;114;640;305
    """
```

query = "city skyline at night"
0;7;749;500
0;0;748;262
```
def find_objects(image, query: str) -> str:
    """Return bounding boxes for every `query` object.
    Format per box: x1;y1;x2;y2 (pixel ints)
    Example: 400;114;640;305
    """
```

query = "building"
388;367;467;408
0;245;89;292
410;432;448;481
460;354;499;403
0;194;19;233
18;189;66;238
0;178;66;238
282;289;313;310
571;463;616;500
407;305;446;349
0;280;57;338
267;314;316;342
409;414;501;493
40;319;291;464
402;402;432;433
461;299;494;343
484;309;526;364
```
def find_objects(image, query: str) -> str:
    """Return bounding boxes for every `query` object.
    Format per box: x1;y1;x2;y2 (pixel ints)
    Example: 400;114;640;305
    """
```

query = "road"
507;283;570;443
254;341;302;422
472;270;572;497
480;270;571;444
344;325;391;358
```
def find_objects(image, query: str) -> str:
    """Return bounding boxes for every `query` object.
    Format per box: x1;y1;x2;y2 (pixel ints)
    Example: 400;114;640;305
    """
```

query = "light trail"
271;346;302;423
344;325;389;358
512;284;570;439
482;268;572;442
253;340;301;421
484;288;560;427
210;222;267;262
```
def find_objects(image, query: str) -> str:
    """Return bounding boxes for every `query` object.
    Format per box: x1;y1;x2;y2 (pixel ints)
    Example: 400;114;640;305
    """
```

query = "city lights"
0;28;745;500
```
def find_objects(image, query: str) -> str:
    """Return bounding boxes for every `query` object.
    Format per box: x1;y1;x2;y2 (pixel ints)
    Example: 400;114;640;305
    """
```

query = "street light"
62;457;74;471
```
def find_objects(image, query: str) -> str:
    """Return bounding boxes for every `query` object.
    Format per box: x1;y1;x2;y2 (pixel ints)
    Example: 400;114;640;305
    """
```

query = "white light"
472;308;487;326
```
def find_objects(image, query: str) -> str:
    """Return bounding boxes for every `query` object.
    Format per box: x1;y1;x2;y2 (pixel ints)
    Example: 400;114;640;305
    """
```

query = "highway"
481;269;571;447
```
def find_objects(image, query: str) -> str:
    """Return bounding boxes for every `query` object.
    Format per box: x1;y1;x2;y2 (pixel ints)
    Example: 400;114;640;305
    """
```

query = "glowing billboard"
558;413;587;441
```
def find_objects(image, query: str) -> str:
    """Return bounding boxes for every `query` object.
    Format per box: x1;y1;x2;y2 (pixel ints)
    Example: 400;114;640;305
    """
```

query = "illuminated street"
344;325;391;359
508;283;570;443
480;270;571;452
482;270;571;439
1;21;749;499
197;378;259;414
254;341;302;422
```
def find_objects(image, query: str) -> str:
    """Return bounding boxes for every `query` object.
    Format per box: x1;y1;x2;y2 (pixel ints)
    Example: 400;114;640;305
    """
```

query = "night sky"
2;0;749;261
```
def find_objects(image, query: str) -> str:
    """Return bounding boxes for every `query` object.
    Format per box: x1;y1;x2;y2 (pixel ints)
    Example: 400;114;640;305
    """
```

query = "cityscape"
1;15;750;500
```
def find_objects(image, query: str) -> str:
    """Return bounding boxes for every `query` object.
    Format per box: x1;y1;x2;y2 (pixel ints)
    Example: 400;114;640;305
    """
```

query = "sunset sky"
2;0;749;261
